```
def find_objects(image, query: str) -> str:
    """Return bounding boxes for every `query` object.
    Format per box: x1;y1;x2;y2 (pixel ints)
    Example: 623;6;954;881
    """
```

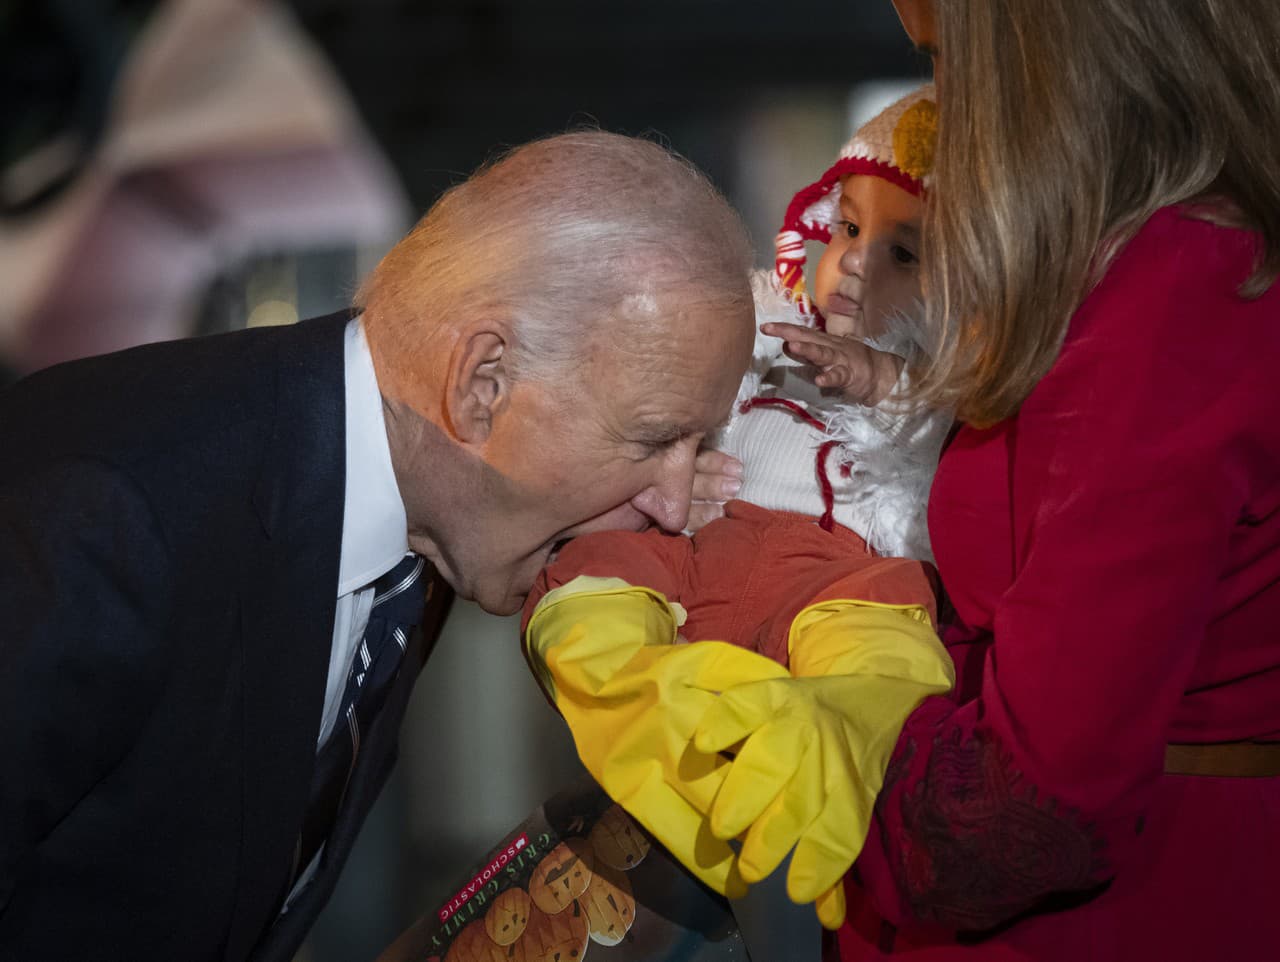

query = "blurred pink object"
0;0;407;372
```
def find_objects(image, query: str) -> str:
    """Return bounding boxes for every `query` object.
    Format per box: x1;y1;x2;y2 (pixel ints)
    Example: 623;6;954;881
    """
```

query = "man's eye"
637;431;696;461
633;439;673;459
892;245;918;266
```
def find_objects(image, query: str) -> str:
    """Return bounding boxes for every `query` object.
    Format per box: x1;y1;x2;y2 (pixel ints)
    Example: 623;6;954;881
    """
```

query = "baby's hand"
687;448;742;532
761;322;904;406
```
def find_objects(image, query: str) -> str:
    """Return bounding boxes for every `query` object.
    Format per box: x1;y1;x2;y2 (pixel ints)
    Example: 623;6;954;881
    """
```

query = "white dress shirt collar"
338;316;408;595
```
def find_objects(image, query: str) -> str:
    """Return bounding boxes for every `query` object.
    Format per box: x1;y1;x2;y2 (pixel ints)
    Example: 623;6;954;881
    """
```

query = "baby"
521;86;955;931
710;82;946;568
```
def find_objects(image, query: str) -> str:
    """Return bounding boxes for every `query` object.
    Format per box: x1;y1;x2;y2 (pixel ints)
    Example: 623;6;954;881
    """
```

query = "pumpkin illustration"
528;837;594;915
519;903;590;962
484;885;533;947
588;806;650;870
581;861;636;947
444;920;506;962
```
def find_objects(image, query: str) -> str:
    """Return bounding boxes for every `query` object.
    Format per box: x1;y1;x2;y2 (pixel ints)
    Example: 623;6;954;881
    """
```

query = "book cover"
377;776;749;962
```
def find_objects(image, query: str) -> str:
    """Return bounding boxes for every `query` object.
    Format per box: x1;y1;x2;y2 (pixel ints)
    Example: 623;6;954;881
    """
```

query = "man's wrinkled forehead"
586;286;678;352
619;290;661;317
583;291;749;395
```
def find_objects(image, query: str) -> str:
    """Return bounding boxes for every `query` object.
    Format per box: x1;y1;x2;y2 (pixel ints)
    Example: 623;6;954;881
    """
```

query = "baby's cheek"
812;244;841;289
895;269;925;310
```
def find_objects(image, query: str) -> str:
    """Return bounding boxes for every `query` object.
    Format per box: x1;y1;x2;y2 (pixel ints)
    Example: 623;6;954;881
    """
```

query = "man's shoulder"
0;313;351;482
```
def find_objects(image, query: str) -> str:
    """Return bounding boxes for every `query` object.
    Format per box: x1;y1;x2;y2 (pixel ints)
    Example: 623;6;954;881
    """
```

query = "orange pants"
527;500;939;666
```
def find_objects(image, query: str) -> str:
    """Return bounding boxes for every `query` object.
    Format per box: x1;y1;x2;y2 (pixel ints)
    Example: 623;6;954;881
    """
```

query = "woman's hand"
686;448;743;532
761;322;904;405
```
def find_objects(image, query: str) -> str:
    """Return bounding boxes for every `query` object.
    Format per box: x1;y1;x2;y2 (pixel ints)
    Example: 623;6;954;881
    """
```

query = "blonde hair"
917;0;1280;426
358;131;752;394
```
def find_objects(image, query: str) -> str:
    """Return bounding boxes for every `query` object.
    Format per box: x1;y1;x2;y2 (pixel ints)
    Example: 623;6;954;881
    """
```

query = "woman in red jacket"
821;1;1280;958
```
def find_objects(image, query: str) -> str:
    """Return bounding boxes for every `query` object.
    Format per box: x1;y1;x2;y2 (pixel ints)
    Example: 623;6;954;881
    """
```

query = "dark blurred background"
1;1;927;958
290;0;924;207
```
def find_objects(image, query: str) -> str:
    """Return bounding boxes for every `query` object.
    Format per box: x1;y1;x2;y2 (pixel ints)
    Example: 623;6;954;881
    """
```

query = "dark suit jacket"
0;313;452;961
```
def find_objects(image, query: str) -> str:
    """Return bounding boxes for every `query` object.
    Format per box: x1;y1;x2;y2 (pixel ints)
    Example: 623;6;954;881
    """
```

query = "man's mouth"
547;537;573;564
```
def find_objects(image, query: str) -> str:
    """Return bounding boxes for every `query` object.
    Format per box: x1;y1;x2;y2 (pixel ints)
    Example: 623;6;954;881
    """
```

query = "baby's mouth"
826;292;862;317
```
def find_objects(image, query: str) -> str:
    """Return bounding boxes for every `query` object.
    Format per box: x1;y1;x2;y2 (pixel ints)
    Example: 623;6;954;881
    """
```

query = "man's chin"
473;590;525;618
420;544;538;616
468;568;538;617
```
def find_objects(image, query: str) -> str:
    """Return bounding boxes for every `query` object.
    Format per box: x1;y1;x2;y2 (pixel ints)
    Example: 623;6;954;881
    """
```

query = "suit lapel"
224;313;350;962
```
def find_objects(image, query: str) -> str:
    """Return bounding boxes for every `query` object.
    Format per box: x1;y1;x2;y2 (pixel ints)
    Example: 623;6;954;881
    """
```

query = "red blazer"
836;207;1280;960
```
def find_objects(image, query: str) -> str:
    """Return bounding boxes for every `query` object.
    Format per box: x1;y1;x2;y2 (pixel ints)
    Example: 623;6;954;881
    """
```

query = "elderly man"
0;132;755;962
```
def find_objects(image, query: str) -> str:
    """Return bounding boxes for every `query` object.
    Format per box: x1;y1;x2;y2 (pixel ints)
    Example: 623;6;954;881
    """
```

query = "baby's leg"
522;528;694;632
685;500;940;665
520;515;782;656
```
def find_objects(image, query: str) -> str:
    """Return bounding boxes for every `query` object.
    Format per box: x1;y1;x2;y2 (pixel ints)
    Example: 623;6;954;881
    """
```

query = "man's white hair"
359;130;753;388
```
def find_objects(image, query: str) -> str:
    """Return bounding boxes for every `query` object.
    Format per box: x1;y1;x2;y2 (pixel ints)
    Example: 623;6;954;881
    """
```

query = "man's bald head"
359;131;753;405
356;131;757;613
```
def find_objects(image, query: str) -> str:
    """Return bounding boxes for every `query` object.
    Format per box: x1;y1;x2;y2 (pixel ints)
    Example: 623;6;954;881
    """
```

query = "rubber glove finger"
735;738;822;883
693;680;791;755
671;736;733;815
600;641;785;705
607;768;748;899
583;687;729;815
814;883;847;930
785;771;871;903
678;640;791;691
708;715;810;840
789;605;952;688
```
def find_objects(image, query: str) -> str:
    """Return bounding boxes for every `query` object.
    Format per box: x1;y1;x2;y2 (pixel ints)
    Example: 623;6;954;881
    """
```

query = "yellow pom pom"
892;99;938;181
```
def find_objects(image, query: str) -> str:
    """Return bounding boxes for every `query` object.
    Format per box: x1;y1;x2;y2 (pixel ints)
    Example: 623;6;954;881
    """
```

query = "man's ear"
444;329;511;445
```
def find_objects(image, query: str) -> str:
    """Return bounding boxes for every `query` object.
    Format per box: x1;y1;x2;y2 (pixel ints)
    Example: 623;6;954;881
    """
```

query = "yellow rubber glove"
525;575;790;899
694;600;955;928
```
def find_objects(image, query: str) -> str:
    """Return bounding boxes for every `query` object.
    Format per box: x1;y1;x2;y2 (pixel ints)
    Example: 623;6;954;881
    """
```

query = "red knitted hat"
773;84;938;321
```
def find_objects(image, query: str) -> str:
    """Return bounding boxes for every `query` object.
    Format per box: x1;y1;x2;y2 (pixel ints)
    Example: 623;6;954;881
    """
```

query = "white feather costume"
709;270;952;563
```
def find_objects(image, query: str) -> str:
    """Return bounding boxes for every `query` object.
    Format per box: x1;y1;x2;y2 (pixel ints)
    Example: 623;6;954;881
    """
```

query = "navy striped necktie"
294;552;428;882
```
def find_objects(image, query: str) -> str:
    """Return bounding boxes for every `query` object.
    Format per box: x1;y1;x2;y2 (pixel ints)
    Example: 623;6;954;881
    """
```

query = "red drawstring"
738;397;841;532
815;440;840;532
739;396;827;431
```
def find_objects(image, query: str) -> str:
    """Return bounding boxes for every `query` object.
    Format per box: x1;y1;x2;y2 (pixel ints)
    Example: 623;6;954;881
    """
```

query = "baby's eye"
829;218;860;239
891;244;918;266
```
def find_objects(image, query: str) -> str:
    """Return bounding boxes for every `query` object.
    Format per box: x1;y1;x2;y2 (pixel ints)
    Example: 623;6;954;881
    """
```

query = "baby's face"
813;174;924;338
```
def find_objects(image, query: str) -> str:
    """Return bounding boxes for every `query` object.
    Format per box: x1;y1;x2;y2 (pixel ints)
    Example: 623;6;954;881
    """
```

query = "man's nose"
630;440;698;532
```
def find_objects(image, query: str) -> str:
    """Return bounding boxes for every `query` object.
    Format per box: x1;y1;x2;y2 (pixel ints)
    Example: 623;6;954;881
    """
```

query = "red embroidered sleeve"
862;699;1114;933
